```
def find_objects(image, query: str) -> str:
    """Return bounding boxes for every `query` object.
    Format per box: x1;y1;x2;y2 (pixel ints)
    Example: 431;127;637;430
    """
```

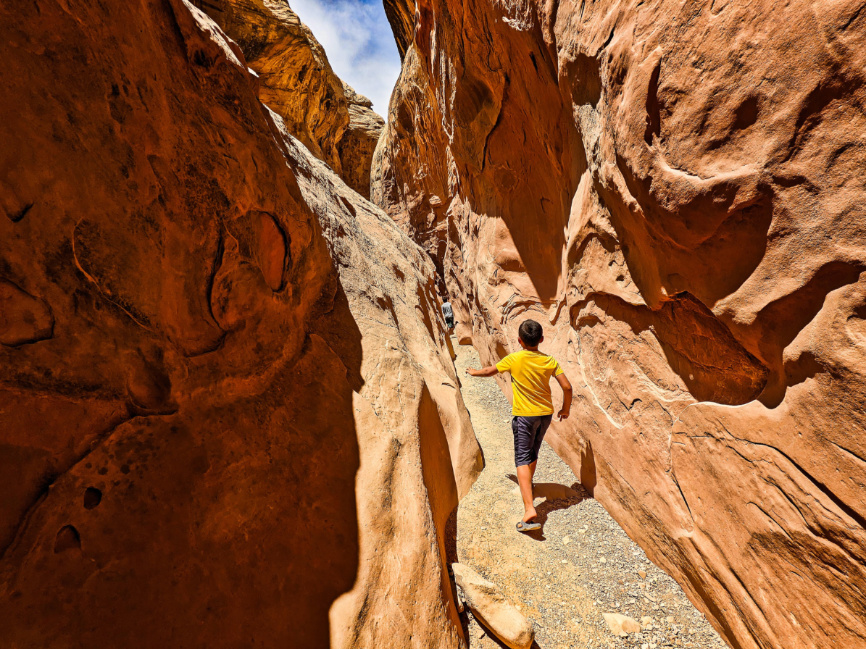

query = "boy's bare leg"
516;464;537;523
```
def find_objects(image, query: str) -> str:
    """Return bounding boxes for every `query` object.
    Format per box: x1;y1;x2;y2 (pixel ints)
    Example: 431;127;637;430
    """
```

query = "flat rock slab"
452;562;534;649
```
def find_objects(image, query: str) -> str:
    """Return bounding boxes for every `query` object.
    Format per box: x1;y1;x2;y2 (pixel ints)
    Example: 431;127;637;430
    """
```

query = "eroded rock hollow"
373;1;866;648
0;0;480;647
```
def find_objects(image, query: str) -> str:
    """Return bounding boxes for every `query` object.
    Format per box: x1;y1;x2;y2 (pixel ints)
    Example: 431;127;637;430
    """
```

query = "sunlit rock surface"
374;1;866;648
339;82;386;200
279;120;482;648
194;0;384;197
0;0;479;647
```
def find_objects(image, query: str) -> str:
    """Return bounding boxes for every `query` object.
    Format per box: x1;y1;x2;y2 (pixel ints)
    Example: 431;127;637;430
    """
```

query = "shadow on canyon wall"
0;0;364;646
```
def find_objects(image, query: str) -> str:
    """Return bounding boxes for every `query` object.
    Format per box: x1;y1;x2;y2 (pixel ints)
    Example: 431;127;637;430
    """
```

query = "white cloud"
290;0;402;118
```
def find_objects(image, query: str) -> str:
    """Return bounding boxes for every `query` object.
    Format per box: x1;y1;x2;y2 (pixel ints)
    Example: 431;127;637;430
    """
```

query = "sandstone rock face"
383;0;417;60
193;0;348;168
339;83;386;200
0;1;479;647
194;0;384;197
374;1;866;648
278;124;483;647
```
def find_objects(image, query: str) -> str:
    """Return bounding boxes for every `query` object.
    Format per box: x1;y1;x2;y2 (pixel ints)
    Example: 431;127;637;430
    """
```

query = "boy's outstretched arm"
555;373;573;420
466;365;499;377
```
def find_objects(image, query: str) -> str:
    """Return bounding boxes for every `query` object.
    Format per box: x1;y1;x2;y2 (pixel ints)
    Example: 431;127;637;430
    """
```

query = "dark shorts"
511;414;552;467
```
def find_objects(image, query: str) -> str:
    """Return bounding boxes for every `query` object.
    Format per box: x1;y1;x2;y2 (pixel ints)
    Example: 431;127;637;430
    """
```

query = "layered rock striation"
0;0;479;647
192;0;384;198
374;1;866;648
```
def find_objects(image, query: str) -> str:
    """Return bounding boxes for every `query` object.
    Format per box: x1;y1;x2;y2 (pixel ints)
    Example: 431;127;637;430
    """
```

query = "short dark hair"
518;319;543;347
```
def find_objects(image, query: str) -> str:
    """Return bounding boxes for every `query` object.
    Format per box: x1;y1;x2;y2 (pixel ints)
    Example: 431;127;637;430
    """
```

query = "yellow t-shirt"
496;350;564;416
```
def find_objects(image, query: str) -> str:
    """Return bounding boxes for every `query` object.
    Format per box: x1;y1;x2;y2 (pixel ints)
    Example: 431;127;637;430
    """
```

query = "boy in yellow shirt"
467;319;572;532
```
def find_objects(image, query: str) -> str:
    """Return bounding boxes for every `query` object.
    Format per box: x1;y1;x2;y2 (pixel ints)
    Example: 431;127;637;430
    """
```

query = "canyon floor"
452;341;728;649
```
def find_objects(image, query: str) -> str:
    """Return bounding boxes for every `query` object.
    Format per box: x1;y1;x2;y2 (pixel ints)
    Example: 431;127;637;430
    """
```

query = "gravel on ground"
451;340;729;649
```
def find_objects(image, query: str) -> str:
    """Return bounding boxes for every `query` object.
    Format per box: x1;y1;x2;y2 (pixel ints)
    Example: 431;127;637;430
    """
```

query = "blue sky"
290;0;402;117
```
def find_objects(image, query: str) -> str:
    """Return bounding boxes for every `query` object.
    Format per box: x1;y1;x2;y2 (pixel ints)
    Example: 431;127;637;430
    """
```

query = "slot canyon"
0;1;864;648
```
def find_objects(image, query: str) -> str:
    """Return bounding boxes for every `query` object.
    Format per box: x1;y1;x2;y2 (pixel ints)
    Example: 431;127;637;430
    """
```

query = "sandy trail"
451;340;727;649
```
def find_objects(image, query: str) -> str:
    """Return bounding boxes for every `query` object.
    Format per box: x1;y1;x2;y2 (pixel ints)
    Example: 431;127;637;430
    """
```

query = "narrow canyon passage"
452;341;727;649
1;0;864;646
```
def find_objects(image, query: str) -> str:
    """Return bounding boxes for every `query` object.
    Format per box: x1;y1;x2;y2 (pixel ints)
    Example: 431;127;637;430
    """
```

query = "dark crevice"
747;501;794;541
733;95;759;131
644;62;662;146
339;194;357;217
843;2;866;31
8;203;33;223
831;442;866;468
746;440;866;532
672;476;693;518
602;26;615;49
204;225;226;327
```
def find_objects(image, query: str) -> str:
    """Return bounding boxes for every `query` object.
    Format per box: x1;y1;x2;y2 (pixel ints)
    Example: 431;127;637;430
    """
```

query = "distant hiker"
442;300;454;330
465;319;572;533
